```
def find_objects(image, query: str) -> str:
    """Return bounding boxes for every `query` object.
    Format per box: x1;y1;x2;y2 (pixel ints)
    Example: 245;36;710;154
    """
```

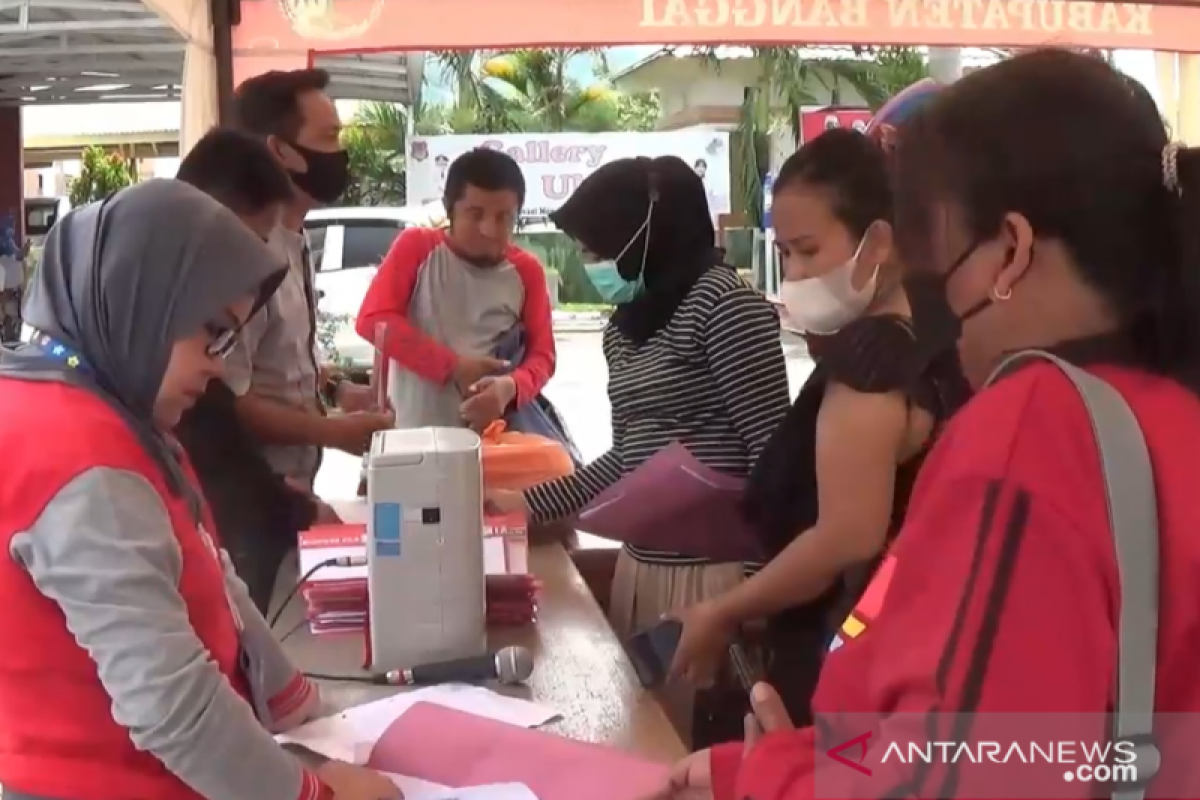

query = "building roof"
22;98;373;148
23;102;180;140
611;45;1002;91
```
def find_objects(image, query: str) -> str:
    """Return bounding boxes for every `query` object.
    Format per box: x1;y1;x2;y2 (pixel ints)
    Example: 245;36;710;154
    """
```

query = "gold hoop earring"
992;286;1013;301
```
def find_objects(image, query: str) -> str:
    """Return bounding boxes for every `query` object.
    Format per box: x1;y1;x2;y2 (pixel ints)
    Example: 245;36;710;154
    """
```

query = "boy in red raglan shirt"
356;148;554;431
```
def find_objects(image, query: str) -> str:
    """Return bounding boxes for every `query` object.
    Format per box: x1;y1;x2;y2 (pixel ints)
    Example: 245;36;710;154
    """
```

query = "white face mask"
779;238;878;335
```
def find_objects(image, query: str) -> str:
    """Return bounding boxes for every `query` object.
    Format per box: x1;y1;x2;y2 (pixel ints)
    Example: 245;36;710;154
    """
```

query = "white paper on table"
381;772;451;799
426;784;540;800
382;775;540;800
276;684;560;764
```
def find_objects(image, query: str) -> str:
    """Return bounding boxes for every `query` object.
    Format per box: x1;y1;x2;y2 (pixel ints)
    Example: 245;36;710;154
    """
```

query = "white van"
306;206;429;367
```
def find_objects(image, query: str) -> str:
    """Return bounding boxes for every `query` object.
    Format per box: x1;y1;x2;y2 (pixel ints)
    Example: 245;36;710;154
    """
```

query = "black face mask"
902;238;1000;349
287;141;350;205
901;240;1002;412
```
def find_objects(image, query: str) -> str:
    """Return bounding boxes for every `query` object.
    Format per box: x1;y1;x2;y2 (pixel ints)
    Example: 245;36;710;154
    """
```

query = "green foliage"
340;102;407;207
865;46;931;100
344;51;664;204
68;146;136;207
343;46;920;239
513;231;601;305
613;90;661;132
478;48;616;133
689;45;927;227
315;310;353;368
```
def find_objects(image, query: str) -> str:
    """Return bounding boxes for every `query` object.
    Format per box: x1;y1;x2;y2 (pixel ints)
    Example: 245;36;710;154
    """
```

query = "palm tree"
480;48;616;132
339;101;407;206
694;46;910;227
339;49;664;205
425;49;528;133
867;46;931;100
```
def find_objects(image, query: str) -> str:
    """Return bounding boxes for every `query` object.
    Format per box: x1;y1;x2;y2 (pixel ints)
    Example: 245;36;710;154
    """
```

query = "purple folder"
576;442;764;563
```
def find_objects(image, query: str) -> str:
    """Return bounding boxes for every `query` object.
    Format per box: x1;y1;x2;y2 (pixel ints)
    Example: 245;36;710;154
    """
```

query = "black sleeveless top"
741;311;972;632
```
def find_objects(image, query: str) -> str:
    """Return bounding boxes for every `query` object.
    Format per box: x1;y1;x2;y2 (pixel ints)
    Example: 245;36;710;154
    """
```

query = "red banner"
800;108;874;145
233;0;1200;85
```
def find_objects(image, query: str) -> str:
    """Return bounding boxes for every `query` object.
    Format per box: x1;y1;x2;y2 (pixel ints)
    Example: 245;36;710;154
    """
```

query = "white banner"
406;131;732;221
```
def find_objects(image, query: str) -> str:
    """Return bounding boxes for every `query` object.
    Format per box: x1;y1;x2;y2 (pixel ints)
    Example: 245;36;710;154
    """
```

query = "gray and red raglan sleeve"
218;549;321;732
9;466;327;800
356;226;459;385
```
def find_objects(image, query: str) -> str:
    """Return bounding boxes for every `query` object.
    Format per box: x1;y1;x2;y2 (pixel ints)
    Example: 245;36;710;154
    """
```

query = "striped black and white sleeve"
522;413;627;524
523;449;624;525
702;286;792;463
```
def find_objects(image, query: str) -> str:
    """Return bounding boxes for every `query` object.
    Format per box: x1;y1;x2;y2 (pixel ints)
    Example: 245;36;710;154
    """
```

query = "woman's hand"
668;600;738;686
645;683;794;799
485;488;529;517
316;760;402;800
648;749;713;800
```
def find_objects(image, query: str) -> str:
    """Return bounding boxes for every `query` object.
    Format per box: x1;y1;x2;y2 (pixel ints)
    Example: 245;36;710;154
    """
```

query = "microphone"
378;645;535;687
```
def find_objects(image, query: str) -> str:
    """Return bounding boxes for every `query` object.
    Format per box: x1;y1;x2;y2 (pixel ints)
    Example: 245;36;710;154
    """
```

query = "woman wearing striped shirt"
487;156;790;732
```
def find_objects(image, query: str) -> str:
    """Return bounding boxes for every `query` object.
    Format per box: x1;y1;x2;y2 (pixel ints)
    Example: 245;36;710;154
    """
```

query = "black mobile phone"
728;639;763;694
625;619;683;688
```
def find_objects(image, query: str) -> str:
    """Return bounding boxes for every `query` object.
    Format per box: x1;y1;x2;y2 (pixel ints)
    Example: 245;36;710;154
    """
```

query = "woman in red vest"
652;49;1200;800
0;181;399;800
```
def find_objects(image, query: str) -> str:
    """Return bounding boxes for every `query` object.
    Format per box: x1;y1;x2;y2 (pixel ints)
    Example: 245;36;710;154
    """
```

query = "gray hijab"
0;179;286;500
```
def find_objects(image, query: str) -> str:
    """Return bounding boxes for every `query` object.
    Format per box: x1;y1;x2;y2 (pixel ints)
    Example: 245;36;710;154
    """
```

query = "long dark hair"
893;49;1200;396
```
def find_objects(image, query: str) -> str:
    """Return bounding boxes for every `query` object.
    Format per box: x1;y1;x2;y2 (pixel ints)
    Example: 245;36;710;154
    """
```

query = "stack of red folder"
296;519;538;636
484;573;541;627
297;525;368;635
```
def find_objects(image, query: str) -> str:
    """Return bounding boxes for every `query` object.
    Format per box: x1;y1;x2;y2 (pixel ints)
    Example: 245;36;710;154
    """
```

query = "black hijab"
0;180;286;504
551;155;723;343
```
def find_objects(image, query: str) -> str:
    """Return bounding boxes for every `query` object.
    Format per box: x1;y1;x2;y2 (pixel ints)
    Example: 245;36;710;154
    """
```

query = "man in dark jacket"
174;127;337;613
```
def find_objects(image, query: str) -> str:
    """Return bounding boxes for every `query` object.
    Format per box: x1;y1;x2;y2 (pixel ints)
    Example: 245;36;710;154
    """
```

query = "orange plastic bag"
481;421;575;491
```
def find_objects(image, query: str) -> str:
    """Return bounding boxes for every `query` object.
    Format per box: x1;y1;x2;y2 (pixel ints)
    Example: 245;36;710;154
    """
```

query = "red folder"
367;702;669;800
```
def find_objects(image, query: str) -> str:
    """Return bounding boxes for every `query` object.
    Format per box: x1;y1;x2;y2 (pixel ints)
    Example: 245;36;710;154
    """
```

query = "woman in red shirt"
653;49;1200;800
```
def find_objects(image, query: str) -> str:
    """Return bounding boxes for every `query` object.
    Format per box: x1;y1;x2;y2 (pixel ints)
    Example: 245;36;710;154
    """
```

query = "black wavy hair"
893;48;1200;395
774;127;892;237
444;148;526;211
232;68;331;140
176;128;293;219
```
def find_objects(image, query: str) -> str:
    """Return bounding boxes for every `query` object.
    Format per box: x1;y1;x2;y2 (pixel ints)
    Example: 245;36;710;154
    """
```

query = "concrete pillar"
1155;51;1180;138
1178;54;1200;145
0;107;24;243
927;47;964;84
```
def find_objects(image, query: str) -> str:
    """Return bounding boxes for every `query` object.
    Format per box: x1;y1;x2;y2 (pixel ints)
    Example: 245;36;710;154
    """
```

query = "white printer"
365;427;487;673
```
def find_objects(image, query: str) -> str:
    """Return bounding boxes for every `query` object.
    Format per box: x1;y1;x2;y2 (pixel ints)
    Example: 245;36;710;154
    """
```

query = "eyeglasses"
204;316;246;359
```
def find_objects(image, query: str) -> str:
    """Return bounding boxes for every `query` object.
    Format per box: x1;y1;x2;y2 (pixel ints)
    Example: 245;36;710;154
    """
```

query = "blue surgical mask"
585;260;643;304
584;203;654;305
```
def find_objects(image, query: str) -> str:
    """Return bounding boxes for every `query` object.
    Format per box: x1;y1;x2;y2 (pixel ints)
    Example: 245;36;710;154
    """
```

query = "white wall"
152;157;181;178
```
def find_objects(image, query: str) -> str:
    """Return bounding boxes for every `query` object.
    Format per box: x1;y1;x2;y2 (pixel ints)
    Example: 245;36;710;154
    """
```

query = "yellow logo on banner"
280;0;385;41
